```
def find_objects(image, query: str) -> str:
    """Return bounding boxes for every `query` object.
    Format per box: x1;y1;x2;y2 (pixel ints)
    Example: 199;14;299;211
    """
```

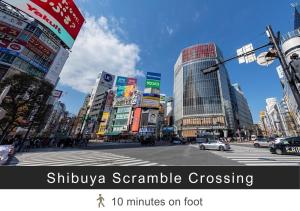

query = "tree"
0;73;53;143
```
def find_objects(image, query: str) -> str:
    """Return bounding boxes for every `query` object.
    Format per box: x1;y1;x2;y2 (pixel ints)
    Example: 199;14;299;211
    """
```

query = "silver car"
253;138;272;148
199;140;230;151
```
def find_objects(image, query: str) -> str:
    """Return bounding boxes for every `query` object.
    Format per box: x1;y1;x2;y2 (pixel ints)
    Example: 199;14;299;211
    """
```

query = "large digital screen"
5;0;85;48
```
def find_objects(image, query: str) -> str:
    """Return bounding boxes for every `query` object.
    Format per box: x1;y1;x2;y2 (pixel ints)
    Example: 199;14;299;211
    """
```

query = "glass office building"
174;43;235;138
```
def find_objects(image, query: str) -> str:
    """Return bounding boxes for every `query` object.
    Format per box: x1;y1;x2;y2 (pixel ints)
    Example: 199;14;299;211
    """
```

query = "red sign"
182;43;216;63
0;22;21;37
28;36;53;56
131;108;142;132
127;78;137;85
31;0;84;40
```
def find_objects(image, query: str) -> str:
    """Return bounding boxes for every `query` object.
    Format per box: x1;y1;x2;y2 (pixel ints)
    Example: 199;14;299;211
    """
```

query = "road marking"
9;150;165;166
207;145;300;166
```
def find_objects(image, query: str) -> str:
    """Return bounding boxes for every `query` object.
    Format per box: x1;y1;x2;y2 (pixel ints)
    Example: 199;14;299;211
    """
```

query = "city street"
7;143;300;166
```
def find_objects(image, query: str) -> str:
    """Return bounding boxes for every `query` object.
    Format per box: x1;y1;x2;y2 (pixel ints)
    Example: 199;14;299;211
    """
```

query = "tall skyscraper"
174;43;236;138
230;83;253;134
83;71;115;137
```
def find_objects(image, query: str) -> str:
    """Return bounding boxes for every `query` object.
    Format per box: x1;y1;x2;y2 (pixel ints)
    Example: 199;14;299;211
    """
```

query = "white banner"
45;46;69;85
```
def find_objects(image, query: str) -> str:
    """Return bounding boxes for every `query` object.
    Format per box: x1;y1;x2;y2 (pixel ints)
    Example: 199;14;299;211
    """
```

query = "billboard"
97;112;110;135
45;46;69;85
0;11;27;29
148;109;159;125
116;76;137;98
116;76;128;86
142;93;160;108
160;94;166;104
145;72;161;89
131;108;141;132
100;71;115;88
5;0;85;48
145;79;160;89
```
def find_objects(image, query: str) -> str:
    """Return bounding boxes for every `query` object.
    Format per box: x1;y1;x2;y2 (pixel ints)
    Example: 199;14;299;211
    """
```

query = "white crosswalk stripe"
209;145;300;166
8;149;165;166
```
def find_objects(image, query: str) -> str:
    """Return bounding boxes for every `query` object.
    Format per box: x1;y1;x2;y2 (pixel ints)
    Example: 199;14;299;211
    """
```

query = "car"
253;138;272;148
171;137;185;145
270;136;300;155
199;140;230;151
196;134;215;144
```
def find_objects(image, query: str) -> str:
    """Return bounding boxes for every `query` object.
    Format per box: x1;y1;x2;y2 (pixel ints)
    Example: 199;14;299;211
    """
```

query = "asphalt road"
7;142;300;166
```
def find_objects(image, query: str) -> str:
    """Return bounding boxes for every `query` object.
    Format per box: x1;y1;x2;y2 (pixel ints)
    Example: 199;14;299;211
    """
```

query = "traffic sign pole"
266;25;300;109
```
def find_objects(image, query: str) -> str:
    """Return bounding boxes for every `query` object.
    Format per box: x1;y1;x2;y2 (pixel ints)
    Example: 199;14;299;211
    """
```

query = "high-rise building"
83;71;115;137
230;83;253;135
0;0;84;84
174;43;236;138
261;97;299;136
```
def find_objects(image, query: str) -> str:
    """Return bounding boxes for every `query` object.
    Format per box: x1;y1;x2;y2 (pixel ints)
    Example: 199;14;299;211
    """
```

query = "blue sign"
0;47;48;73
146;72;161;80
116;76;128;86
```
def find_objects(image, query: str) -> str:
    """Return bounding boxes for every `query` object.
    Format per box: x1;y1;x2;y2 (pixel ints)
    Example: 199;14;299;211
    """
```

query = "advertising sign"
116;76;128;86
28;36;53;56
51;89;63;98
131;108;141;132
0;11;27;29
45;46;69;85
116;86;125;97
8;43;25;52
127;77;137;85
100;71;115;88
114;97;132;107
0;22;21;37
39;32;59;52
145;72;161;89
124;85;135;97
145;79;160;89
142;93;160;108
160;94;166;104
0;47;48;73
5;0;85;48
148;109;159;125
146;72;161;80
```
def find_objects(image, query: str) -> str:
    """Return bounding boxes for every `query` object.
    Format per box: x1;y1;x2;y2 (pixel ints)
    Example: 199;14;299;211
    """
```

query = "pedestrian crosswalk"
209;145;300;166
8;149;166;166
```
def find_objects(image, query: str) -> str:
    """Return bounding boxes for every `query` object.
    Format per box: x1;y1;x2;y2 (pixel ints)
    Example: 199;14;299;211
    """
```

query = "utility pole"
266;25;300;109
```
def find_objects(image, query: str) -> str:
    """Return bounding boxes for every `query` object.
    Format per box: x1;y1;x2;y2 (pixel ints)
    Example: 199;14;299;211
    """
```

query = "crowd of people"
0;136;90;152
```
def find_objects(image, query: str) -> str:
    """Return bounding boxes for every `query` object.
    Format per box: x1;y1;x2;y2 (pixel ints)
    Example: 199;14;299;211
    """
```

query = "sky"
57;0;295;123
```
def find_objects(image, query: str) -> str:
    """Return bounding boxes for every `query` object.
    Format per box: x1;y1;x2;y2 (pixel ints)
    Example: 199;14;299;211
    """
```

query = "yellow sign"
97;112;110;135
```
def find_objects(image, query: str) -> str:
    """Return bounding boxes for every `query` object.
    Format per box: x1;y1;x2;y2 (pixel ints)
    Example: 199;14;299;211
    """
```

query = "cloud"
166;25;174;35
59;16;143;94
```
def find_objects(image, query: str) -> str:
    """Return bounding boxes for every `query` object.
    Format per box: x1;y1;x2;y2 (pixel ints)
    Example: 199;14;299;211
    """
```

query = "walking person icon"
97;194;105;208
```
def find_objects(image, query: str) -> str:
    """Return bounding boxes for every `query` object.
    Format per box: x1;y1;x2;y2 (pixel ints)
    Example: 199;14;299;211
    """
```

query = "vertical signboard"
131;108;142;132
45;46;69;85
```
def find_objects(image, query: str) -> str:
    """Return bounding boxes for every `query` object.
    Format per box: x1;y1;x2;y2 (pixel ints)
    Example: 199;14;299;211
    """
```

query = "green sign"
146;79;160;89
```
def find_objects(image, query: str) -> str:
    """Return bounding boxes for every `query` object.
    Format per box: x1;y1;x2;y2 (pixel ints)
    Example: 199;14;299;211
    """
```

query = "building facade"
174;43;237;138
82;71;115;137
230;83;253;136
